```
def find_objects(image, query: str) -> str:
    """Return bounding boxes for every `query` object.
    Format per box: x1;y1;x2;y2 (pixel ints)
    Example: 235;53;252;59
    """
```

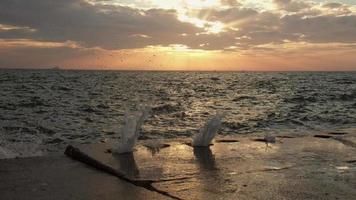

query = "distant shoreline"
0;67;356;73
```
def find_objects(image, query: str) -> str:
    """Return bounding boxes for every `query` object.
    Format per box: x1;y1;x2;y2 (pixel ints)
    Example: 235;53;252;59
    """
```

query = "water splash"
0;147;16;159
112;106;150;154
264;132;276;148
0;130;43;159
264;133;276;144
192;113;226;147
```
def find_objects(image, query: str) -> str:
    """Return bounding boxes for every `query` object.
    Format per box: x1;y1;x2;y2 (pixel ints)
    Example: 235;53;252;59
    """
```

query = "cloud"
319;2;354;15
322;2;343;8
280;14;356;43
187;1;356;50
194;7;258;23
220;0;241;7
0;0;202;49
273;0;309;12
0;0;355;53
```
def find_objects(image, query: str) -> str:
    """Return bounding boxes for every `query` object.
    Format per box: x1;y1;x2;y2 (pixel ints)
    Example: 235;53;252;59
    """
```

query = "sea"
1;69;356;158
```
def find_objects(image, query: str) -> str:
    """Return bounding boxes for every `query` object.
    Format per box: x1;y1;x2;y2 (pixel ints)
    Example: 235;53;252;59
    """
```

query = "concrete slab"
1;133;356;200
0;156;168;200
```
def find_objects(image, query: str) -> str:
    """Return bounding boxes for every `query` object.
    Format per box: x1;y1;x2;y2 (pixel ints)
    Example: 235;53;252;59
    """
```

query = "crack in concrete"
313;134;356;149
238;165;297;175
332;137;356;149
65;145;184;200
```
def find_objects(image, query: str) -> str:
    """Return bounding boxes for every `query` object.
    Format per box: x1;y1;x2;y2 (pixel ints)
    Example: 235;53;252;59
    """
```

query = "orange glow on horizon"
1;39;356;71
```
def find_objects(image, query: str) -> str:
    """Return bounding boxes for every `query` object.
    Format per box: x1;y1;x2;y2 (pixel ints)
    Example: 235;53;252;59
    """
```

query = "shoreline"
1;127;355;160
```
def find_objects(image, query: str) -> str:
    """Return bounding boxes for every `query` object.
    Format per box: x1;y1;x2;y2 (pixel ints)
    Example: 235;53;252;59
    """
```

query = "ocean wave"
1;70;356;157
232;96;257;102
152;103;181;114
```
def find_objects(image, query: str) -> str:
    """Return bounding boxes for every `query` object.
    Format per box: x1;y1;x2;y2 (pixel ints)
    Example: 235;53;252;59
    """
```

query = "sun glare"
184;0;221;9
207;21;224;34
145;0;226;34
178;14;225;34
178;14;206;28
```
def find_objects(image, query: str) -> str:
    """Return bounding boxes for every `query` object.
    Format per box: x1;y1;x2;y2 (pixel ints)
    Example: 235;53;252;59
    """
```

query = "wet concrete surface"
1;133;356;200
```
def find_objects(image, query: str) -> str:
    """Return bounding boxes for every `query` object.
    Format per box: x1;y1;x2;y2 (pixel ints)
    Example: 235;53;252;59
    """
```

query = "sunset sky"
0;0;356;71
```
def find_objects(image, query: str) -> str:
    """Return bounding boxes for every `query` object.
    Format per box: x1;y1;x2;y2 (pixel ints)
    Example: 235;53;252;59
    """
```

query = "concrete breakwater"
1;132;356;200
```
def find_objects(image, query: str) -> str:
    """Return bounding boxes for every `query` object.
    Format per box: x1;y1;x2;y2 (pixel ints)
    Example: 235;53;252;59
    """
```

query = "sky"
0;0;356;71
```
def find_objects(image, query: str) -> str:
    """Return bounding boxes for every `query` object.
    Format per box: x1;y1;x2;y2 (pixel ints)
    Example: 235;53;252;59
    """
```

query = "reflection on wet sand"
193;146;225;198
193;147;216;170
113;152;140;178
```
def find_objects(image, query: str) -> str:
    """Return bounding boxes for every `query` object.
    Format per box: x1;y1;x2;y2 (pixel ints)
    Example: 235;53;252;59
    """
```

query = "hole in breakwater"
276;135;295;139
328;132;348;135
215;139;239;143
314;135;332;139
345;160;356;164
253;138;268;142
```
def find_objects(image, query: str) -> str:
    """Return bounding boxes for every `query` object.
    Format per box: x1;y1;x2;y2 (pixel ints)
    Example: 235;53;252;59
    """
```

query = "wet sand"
1;132;356;200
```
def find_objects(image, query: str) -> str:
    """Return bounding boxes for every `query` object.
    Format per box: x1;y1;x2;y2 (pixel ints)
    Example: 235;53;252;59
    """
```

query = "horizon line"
0;66;356;73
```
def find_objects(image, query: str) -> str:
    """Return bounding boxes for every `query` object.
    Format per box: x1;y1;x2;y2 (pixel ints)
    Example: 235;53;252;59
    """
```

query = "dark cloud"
195;7;258;23
191;5;356;49
220;0;241;7
321;2;353;15
273;0;309;12
281;14;356;43
0;0;202;49
322;2;343;8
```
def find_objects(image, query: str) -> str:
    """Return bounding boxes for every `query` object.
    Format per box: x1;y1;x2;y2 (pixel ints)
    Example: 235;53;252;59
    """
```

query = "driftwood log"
64;145;182;200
